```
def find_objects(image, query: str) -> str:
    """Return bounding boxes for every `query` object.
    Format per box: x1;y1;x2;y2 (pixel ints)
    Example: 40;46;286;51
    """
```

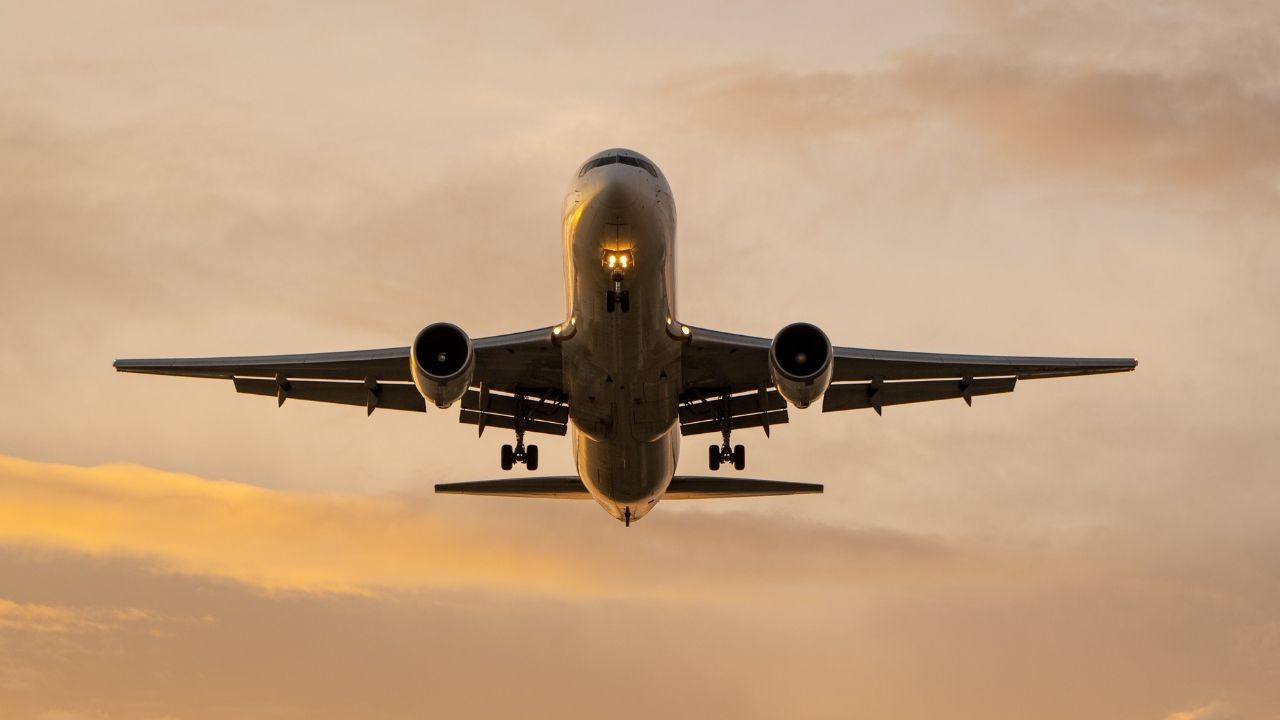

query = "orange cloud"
0;598;152;634
1164;702;1242;720
0;455;585;596
0;454;956;599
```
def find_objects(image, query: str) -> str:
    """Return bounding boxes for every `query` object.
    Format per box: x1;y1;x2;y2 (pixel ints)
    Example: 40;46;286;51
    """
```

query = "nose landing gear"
606;273;630;313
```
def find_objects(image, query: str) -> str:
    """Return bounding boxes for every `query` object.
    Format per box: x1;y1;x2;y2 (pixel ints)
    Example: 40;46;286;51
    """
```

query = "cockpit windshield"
579;154;659;178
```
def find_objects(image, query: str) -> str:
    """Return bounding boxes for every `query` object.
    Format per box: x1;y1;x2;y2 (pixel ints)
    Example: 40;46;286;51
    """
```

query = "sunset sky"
2;1;1279;718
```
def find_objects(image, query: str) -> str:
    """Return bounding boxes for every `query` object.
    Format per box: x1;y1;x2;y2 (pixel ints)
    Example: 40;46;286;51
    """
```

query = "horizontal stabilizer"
434;476;823;500
665;477;822;499
435;477;590;498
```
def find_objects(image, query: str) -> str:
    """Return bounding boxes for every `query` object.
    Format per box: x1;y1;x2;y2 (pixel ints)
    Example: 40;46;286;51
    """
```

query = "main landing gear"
500;440;538;471
500;395;538;471
606;273;630;313
708;397;746;471
708;441;745;471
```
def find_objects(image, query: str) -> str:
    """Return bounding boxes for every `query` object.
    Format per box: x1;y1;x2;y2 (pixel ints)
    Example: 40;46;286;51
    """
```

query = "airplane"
115;148;1137;526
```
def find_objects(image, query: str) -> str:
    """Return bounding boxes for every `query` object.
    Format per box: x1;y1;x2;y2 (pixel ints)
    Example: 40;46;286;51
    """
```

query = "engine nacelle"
410;322;474;409
769;322;834;409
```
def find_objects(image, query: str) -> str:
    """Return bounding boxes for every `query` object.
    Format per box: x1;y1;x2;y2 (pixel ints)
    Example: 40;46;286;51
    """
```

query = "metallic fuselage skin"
560;149;681;523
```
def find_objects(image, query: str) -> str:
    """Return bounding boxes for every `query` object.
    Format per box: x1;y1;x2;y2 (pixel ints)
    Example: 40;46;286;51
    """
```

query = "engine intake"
769;322;833;409
411;322;474;409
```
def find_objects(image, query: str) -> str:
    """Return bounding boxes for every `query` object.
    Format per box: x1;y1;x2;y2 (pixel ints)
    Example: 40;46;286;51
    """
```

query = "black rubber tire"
526;445;539;471
733;444;746;471
708;444;721;471
606;291;616;313
620;291;630;313
500;444;514;471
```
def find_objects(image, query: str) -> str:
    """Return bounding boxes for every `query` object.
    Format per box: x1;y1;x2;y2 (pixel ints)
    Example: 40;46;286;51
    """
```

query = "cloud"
895;57;1280;200
657;59;1280;205
0;598;152;634
1164;702;1243;720
0;454;959;599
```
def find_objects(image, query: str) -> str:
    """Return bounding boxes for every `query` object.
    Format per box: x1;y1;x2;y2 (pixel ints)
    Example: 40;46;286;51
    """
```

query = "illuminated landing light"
602;250;634;271
681;325;691;336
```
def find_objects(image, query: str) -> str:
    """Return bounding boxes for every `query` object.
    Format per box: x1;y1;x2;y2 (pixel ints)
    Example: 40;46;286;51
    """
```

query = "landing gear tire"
606;290;616;313
500;444;514;471
526;444;539;471
732;444;746;471
708;444;721;471
619;291;630;313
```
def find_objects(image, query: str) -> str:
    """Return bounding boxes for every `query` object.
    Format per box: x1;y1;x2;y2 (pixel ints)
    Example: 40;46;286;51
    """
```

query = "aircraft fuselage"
560;149;682;523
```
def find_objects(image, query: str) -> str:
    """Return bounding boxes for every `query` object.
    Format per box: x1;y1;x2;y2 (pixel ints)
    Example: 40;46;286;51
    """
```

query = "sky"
1;0;1278;718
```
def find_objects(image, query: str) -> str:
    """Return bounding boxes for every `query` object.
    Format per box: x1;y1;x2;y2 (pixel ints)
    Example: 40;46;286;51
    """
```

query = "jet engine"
769;322;833;409
411;322;474;409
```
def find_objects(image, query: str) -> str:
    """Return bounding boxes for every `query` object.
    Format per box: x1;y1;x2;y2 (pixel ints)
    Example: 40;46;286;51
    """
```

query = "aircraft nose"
592;166;639;210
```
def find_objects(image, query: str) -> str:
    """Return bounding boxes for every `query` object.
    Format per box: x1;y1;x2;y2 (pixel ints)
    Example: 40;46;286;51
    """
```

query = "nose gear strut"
606;273;630;313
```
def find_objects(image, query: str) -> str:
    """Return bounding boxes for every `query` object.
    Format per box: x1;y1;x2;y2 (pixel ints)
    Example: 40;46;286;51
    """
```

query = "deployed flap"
678;388;789;437
458;387;569;436
434;477;590;498
233;377;426;413
664;477;823;499
822;376;1016;414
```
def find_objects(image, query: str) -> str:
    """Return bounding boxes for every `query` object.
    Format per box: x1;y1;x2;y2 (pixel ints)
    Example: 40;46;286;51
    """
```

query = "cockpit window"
617;156;660;177
578;155;618;176
579;154;659;178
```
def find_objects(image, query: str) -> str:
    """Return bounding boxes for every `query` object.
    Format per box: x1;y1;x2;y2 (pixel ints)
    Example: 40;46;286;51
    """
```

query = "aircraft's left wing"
680;325;1135;424
114;327;564;427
